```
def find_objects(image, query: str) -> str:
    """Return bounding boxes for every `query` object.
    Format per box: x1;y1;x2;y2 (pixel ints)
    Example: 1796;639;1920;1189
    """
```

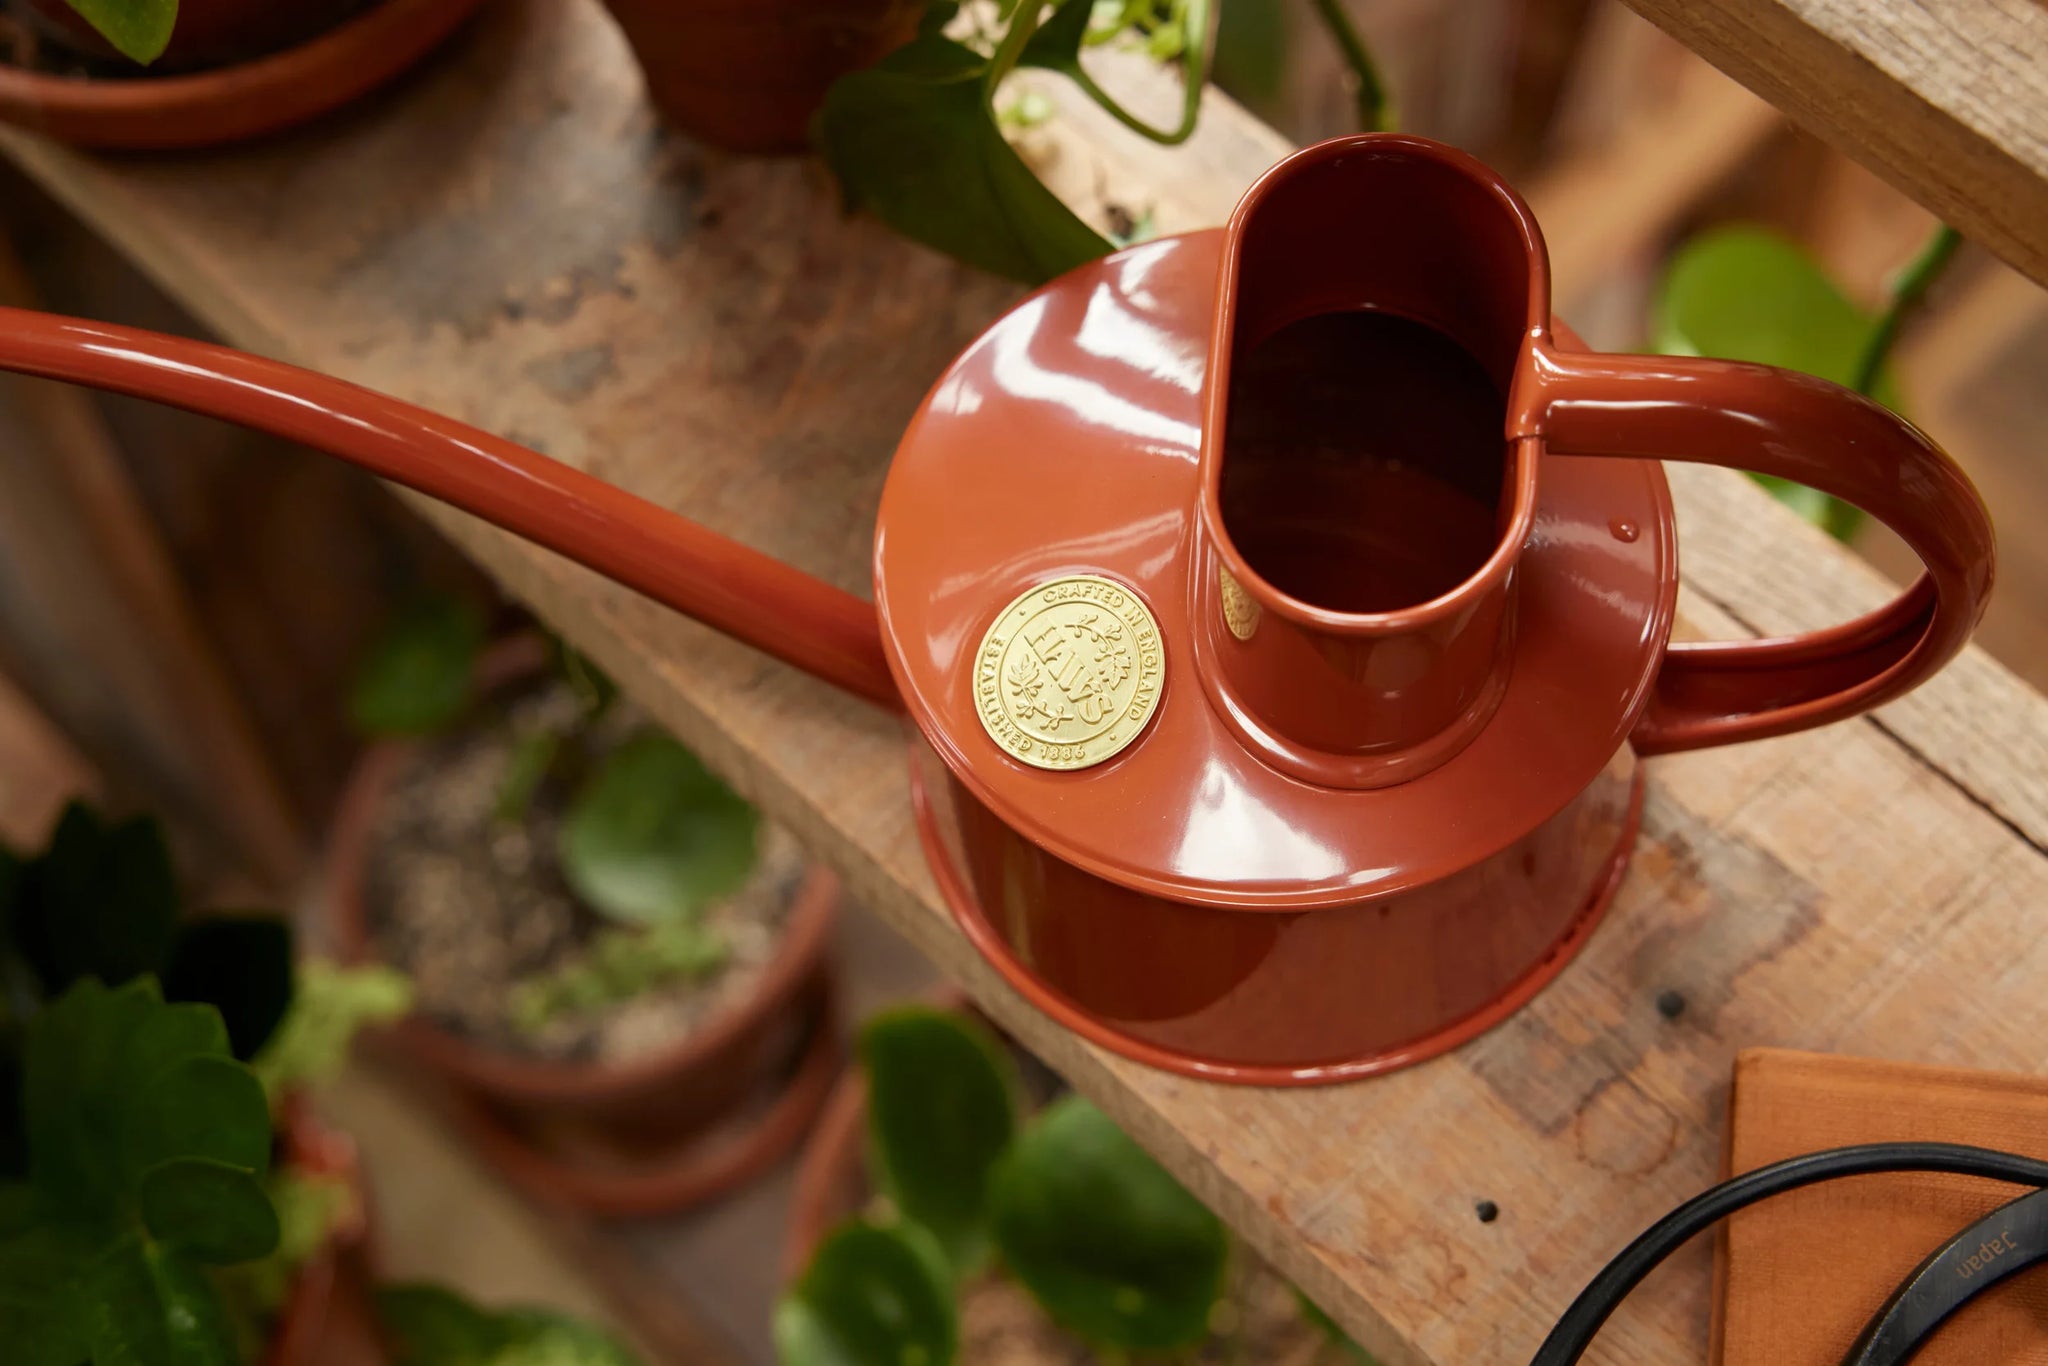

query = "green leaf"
1210;0;1289;111
991;1097;1227;1351
0;1224;93;1366
250;961;414;1100
128;1056;272;1182
1653;226;1902;540
60;0;177;63
162;915;295;1061
494;727;563;825
818;49;1114;284
1296;1288;1378;1363
13;803;180;993
559;731;760;927
349;594;486;737
510;920;727;1036
138;1159;279;1264
1018;0;1093;73
773;1220;956;1366
860;1009;1017;1272
6;981;279;1366
83;1235;239;1366
379;1283;643;1366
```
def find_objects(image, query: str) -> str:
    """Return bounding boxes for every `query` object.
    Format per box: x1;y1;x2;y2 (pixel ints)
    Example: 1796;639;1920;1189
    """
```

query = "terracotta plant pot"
0;0;491;149
599;0;921;153
268;1102;385;1366
328;673;844;1218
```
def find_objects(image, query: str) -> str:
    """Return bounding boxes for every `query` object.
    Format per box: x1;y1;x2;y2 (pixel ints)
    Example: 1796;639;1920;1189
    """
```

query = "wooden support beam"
1614;0;2048;291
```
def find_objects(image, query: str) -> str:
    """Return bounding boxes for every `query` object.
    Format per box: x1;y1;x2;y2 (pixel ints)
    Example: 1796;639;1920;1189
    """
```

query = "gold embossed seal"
973;575;1165;771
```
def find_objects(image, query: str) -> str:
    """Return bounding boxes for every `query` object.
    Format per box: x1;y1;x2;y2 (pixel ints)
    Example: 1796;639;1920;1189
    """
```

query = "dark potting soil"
364;681;806;1065
957;1254;1357;1365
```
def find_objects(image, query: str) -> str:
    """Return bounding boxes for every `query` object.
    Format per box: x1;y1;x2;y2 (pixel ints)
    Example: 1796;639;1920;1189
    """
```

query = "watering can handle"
0;307;902;710
1524;339;1995;756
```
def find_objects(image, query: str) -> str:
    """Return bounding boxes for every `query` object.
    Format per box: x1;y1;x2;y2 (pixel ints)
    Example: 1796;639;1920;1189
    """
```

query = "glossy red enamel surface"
875;221;1675;907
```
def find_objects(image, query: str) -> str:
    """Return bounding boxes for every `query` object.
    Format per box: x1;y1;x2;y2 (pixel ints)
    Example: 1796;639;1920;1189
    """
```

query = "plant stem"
1305;0;1392;131
1850;223;1961;398
1057;0;1215;146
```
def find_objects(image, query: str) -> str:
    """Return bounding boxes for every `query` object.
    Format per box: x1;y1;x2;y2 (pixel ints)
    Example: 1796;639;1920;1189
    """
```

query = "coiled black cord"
1531;1142;2048;1365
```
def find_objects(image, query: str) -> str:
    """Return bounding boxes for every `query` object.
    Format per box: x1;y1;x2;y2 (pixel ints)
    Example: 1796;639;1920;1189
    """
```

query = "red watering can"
0;136;1994;1086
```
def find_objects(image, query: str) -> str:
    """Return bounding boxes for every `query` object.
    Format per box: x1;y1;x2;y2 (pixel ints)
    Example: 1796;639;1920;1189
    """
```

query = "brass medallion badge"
974;575;1165;770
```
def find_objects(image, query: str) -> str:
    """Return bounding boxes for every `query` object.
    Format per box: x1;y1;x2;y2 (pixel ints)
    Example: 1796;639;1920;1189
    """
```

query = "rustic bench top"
7;2;2047;1360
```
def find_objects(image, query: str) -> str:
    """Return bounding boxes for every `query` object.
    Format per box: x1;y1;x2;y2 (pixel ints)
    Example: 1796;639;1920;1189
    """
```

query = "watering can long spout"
0;306;902;709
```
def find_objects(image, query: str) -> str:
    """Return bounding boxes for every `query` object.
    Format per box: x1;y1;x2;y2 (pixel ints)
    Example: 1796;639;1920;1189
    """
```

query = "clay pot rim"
0;0;489;149
1197;134;1552;638
325;636;842;1104
446;972;842;1218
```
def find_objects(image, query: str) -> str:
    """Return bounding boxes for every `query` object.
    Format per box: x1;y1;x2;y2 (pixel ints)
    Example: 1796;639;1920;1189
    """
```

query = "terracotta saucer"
0;0;490;149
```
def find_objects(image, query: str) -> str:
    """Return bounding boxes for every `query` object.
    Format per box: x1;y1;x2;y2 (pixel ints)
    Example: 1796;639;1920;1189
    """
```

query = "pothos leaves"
817;3;1113;284
2;978;278;1366
1653;226;1904;541
60;0;177;64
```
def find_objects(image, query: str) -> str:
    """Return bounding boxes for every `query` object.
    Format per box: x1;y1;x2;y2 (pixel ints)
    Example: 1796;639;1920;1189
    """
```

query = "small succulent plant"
351;598;758;1033
775;1007;1373;1364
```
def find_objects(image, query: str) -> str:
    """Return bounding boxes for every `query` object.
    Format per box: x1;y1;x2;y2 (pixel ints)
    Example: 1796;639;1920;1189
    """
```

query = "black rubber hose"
1530;1142;2048;1365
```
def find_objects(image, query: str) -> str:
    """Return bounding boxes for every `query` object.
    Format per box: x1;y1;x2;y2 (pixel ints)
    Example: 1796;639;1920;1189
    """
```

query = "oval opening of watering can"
0;135;1994;1086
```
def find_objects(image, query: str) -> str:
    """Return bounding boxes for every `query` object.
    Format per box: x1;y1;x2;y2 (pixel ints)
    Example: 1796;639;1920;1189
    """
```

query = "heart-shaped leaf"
991;1096;1227;1351
861;1008;1017;1272
818;38;1113;284
349;595;486;737
379;1283;642;1365
163;916;295;1061
12;803;179;994
59;0;178;63
1653;227;1902;540
559;731;760;927
774;1220;957;1366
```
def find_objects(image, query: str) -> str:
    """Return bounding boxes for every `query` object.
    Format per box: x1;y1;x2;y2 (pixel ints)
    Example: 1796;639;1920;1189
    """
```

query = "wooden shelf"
6;3;2047;1361
1616;0;2048;291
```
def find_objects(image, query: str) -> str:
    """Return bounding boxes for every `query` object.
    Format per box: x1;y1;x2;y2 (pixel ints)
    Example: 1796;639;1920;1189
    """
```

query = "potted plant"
329;598;842;1217
817;0;1389;283
779;1004;1376;1364
0;800;411;1363
0;0;491;148
0;800;649;1365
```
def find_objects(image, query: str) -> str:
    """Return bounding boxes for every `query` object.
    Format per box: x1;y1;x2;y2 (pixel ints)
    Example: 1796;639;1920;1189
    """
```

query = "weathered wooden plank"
0;233;305;884
5;5;2046;1361
1614;0;2048;291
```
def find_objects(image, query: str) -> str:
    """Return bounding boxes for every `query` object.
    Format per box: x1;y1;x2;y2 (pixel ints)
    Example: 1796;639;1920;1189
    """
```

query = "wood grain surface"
1614;0;2048;292
5;4;2046;1360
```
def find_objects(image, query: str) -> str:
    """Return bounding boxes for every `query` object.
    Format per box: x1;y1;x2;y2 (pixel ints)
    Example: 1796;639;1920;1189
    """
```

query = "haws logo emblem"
973;576;1165;771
